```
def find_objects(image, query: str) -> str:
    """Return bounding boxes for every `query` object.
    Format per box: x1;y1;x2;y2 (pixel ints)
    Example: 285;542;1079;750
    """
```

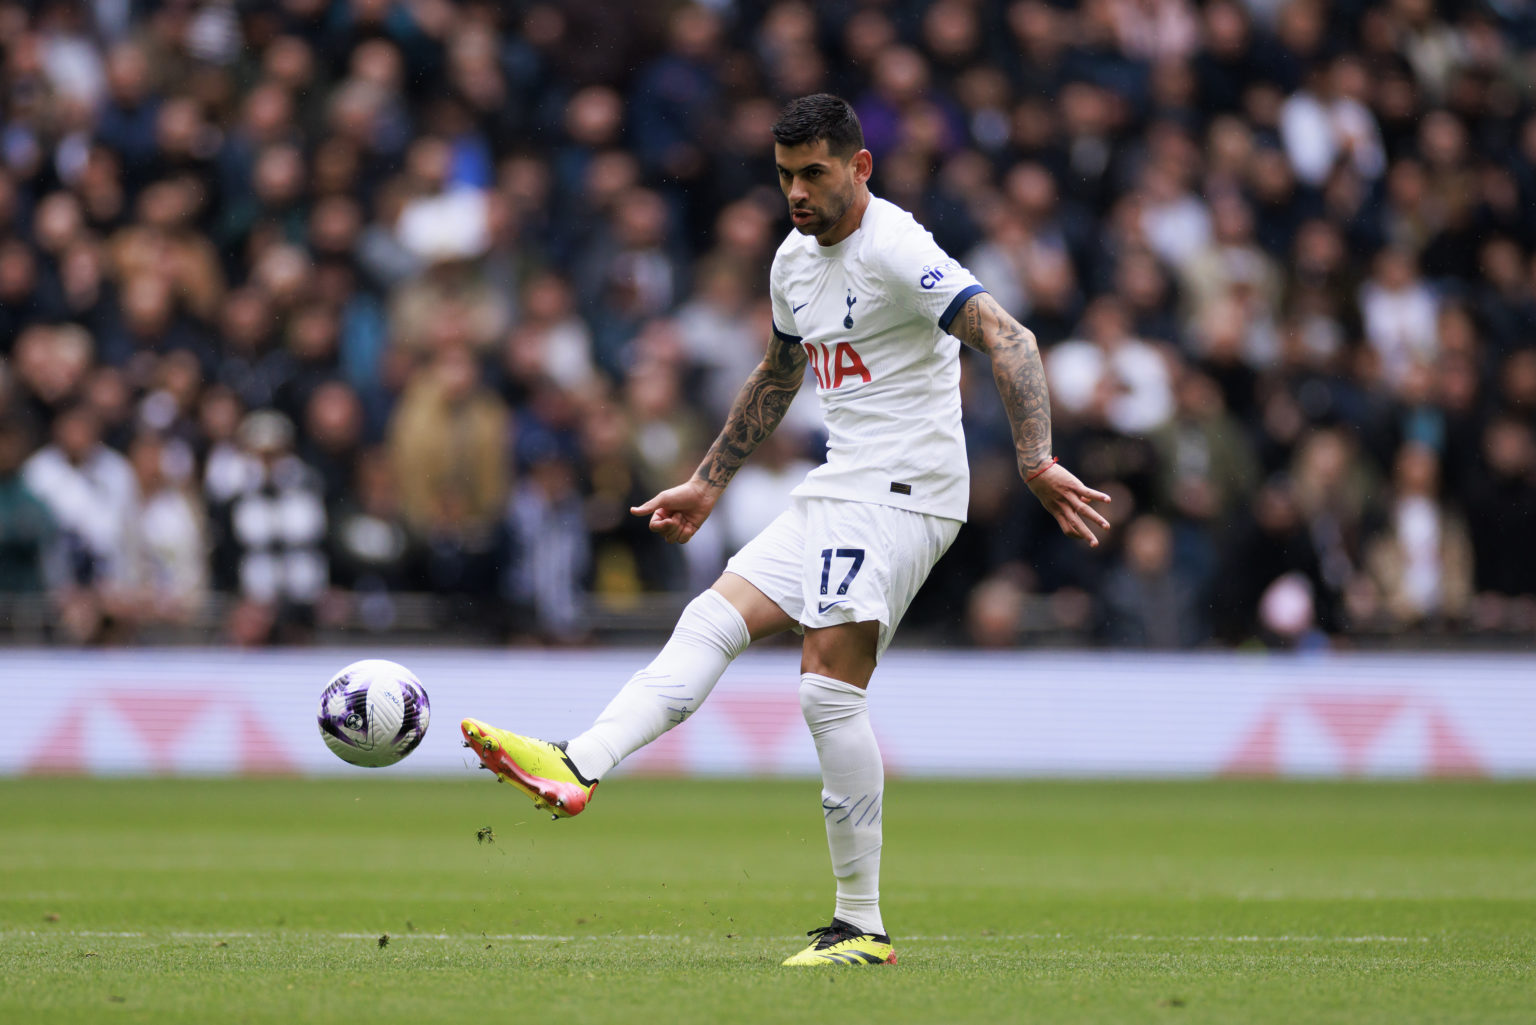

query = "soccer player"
462;94;1110;967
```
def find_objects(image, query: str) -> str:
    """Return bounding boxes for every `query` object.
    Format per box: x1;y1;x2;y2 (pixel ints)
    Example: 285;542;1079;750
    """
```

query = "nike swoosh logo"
817;600;846;613
792;301;808;313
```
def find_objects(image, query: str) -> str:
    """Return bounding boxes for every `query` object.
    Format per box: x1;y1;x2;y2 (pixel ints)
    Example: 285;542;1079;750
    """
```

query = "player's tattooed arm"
952;291;1113;546
694;337;808;490
952;291;1053;475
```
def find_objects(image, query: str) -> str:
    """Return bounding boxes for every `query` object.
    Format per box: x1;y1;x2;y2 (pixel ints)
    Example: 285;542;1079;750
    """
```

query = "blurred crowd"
1;0;1534;648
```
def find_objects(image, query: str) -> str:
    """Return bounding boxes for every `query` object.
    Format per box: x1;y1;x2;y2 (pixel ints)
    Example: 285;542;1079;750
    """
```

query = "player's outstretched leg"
461;589;751;817
460;720;598;818
561;588;751;778
783;673;894;966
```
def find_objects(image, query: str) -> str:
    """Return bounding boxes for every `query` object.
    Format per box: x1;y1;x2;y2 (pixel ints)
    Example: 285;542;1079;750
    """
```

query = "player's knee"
675;589;752;659
709;574;796;641
798;657;872;688
798;675;818;723
800;623;878;688
800;652;867;685
799;671;870;733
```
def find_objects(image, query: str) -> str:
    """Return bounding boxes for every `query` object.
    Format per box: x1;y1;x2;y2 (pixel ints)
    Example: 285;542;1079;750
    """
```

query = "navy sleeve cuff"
938;285;986;333
772;322;803;344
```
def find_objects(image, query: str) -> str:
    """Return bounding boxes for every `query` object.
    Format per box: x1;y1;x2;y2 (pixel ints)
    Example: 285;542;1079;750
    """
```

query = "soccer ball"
318;660;431;767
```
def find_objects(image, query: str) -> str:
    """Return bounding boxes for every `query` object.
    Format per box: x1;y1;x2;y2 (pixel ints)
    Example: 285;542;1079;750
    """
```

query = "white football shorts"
723;495;961;659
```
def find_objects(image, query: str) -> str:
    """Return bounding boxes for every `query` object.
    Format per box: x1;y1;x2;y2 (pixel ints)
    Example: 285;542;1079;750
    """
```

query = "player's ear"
850;148;873;185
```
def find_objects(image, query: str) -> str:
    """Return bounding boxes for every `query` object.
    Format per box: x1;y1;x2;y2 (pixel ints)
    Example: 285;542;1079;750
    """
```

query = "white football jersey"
769;195;984;522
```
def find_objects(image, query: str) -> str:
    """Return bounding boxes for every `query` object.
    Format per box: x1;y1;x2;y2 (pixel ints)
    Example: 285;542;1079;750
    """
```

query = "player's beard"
791;180;855;237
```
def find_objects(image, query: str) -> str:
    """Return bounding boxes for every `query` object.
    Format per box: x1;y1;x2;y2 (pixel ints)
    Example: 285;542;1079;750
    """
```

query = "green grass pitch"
1;777;1532;1024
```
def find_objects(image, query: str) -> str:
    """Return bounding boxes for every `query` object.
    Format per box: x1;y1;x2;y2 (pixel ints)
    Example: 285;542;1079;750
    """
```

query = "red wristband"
1025;456;1059;483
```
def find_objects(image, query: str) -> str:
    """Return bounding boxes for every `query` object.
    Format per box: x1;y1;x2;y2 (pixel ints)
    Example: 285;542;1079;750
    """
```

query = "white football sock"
800;672;885;937
564;589;750;779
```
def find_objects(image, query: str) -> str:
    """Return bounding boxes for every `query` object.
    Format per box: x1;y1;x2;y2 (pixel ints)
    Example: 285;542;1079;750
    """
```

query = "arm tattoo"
695;338;808;490
954;293;1053;473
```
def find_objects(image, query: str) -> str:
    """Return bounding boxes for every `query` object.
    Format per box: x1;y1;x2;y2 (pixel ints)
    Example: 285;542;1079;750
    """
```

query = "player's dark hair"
771;94;864;157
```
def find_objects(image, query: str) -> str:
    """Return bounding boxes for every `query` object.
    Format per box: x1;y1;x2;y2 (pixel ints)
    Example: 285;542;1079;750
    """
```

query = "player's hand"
630;477;720;544
1025;462;1112;547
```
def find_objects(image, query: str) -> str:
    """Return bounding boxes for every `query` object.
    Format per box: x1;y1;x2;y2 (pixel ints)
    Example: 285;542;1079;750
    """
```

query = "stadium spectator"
1357;442;1473;628
1215;473;1336;643
577;186;685;375
1290;426;1377;629
326;445;424;630
387;342;509;605
301;379;367;511
575;387;668;597
11;324;92;428
498;271;598;399
620;343;709;589
505;425;589;644
674;258;763;422
963;569;1033;649
855;46;965;161
1151;365;1260;595
22;400;140;641
0;239;50;357
1279;55;1386;189
126;430;206;625
1468;420;1536;591
208;410;327;644
1359;245;1440;390
1178;193;1284;358
1097;513;1208;647
630;5;726;189
1046;296;1175;438
387;188;512;358
0;417;54;595
215;287;291;414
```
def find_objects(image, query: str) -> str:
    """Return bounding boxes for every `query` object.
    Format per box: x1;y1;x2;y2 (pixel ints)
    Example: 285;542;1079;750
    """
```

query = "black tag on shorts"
889;482;912;495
